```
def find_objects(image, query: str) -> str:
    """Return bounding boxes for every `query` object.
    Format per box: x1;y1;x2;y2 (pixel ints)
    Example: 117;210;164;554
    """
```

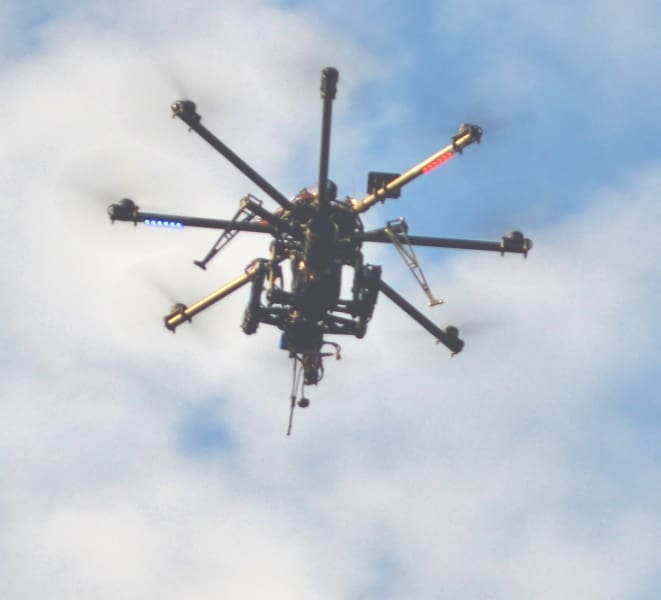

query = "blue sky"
1;1;660;598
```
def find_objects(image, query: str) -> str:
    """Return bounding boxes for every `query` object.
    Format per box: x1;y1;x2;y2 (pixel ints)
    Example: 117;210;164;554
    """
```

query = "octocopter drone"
108;67;531;434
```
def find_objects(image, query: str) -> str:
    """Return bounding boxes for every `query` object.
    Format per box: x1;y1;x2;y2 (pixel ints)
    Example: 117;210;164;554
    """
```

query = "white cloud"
1;2;661;598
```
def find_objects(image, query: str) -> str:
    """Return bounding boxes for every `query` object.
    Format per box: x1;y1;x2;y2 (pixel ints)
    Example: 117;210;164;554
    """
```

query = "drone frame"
107;67;532;432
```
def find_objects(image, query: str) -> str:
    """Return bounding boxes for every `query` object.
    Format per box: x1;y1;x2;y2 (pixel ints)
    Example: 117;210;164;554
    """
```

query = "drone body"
108;67;531;433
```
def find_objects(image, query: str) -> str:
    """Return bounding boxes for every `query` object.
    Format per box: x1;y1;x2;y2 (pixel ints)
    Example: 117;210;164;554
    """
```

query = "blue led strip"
144;219;184;228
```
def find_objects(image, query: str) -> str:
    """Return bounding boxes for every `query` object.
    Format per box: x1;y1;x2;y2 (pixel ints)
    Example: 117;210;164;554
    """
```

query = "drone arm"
351;124;482;214
378;278;464;354
359;229;532;256
171;101;295;212
379;280;464;354
164;260;263;332
317;67;338;215
107;200;275;233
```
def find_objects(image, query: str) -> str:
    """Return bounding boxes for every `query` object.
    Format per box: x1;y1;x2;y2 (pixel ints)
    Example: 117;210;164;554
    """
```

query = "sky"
1;1;660;598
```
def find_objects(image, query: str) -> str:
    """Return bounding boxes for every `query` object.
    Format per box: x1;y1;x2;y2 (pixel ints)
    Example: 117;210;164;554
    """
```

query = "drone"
108;67;532;434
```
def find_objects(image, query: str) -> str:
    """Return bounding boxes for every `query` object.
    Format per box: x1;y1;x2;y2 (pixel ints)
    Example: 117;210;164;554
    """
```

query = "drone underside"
108;67;531;434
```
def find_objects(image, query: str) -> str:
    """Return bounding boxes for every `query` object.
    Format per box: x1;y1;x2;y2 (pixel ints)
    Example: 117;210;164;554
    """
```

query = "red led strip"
421;151;454;174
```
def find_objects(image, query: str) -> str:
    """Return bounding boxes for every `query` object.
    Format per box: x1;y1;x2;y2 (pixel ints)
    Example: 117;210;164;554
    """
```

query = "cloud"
2;2;661;598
